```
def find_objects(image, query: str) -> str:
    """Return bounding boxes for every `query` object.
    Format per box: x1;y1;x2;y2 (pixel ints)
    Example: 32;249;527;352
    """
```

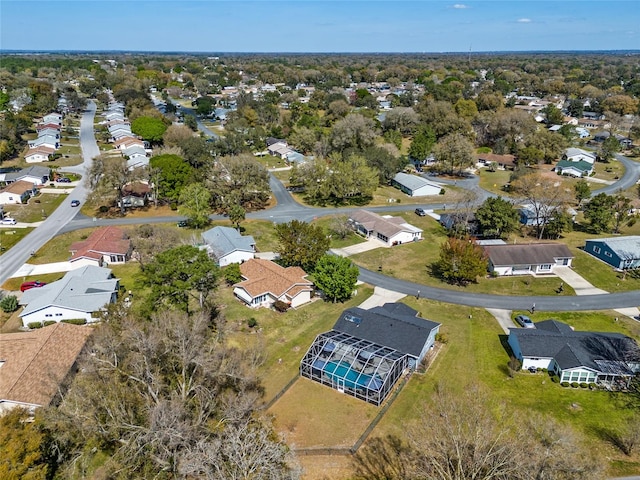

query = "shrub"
28;322;43;329
61;319;87;325
440;188;446;195
560;381;570;387
571;382;580;388
247;317;258;328
223;263;243;285
0;295;19;313
273;300;290;312
34;199;41;204
44;321;56;326
550;375;559;383
435;332;448;344
580;382;589;388
99;205;109;213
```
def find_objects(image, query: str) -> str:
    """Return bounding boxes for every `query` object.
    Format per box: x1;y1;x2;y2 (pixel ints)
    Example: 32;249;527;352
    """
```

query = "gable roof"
0;323;92;408
69;226;131;262
25;146;55;158
349;210;422;238
510;320;640;371
475;153;516;166
0;180;37;195
234;259;312;300
393;172;440;192
20;266;118;316
333;303;440;358
484;243;574;266
202;226;255;260
5;165;51;182
556;159;593;173
564;147;596;160
587;236;640;260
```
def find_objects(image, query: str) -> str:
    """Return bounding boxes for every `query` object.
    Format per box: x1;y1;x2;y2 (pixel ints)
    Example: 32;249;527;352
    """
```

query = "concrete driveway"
486;308;515;334
331;237;387;257
358;286;405;310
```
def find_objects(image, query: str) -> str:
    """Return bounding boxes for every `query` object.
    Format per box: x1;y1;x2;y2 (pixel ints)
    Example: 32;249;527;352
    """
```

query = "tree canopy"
435;236;488;285
475;196;520;238
131;115;168;143
313;254;360;303
275;220;330;272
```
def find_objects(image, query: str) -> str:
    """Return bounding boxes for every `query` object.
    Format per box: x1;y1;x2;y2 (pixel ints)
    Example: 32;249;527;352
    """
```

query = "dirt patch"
297;454;354;480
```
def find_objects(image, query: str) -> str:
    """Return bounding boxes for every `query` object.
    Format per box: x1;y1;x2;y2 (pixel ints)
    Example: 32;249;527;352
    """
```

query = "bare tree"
88;154;143;214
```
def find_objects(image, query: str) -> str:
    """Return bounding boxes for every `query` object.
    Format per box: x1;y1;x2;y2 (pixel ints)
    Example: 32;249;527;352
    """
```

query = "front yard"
2;193;67;223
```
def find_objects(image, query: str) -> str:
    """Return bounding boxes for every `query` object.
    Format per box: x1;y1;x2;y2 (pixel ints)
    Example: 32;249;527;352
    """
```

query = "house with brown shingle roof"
0;322;92;414
25;145;56;163
0;180;38;205
233;258;313;309
483;243;574;276
349;210;422;247
69;226;131;266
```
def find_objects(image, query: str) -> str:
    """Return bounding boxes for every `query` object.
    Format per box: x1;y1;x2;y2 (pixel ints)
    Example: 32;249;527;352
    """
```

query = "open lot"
2;193;67;222
0;227;34;253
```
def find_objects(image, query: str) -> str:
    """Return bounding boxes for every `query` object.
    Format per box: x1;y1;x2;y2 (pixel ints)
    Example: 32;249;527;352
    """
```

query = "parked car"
56;177;71;183
177;220;190;228
1;217;17;225
515;314;535;329
415;208;427;216
21;281;47;292
70;199;81;207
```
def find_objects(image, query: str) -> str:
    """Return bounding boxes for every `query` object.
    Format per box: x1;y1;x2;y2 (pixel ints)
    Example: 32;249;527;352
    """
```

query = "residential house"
201;226;255;267
584;236;640;270
28;135;59;150
25;146;55;163
113;136;144;150
508;319;640;388
3;166;51;186
42;112;63;125
483;243;574;276
36;128;60;139
268;141;294;159
519;203;577;227
349;210;422;247
476;153;517;170
593;131;633;149
0;323;93;414
118;182;152;209
0;180;38;205
69;226;132;266
266;137;286;147
233;258;313;309
300;302;440;405
391;172;442;197
19;266;119;327
554;159;593;177
36;122;62;132
563;148;596;164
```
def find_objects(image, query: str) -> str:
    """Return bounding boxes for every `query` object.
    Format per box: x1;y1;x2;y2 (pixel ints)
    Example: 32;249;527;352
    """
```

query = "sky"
1;1;639;53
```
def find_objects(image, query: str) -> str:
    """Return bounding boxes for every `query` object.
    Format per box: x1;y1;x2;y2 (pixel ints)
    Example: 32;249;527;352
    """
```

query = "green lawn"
222;284;374;402
477;169;512;196
31;228;100;263
2;271;66;293
374;299;640;477
3;194;67;223
311;215;367;249
0;227;34;253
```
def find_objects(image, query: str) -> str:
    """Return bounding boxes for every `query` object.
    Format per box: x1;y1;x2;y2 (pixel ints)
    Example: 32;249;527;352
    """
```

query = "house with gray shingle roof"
391;172;441;197
300;303;440;405
563;147;596;164
483;243;574;276
349;210;422;247
508;319;640;388
3;165;51;186
584;236;640;270
201;226;255;267
19;266;119;327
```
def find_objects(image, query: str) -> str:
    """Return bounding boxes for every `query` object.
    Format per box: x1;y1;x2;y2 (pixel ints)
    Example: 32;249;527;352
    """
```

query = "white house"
69;226;132;267
42;113;62;125
201;226;255;267
563;148;596;165
233;259;313;309
508;320;640;388
3;166;51;186
25;146;55;163
28;135;59;150
0;180;38;205
267;141;294;159
19;266;119;327
483;243;574;276
349;210;422;247
391;172;442;197
554;160;593;178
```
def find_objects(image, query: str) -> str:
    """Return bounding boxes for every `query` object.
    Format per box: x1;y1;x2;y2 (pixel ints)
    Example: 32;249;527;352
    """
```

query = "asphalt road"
0;102;98;285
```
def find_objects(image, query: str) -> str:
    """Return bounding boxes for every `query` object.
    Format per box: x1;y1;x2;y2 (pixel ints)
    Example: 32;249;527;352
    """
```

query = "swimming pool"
323;360;383;391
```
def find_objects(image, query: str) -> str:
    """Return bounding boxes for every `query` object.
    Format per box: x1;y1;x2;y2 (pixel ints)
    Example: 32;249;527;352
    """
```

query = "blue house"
584;236;640;270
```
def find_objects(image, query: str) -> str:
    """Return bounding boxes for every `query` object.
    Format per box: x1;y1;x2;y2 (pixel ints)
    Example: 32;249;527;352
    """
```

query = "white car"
1;217;17;225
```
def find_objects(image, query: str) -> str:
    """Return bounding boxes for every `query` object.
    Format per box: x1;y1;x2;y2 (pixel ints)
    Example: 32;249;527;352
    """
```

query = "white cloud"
517;18;532;23
452;4;469;9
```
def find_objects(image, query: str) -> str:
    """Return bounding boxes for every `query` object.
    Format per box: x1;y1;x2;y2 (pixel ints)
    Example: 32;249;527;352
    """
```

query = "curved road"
3;105;640;312
0;101;98;285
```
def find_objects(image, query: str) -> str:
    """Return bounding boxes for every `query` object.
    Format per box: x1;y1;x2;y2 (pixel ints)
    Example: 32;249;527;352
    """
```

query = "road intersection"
2;103;640;315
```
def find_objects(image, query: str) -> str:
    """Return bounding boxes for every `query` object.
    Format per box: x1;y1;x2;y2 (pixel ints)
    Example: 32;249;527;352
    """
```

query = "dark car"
70;199;81;207
415;208;427;216
56;177;71;183
177;220;190;228
515;314;535;329
21;281;47;292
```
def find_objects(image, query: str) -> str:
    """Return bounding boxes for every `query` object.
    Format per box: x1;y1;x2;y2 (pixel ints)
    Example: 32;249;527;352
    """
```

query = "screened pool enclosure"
300;330;409;406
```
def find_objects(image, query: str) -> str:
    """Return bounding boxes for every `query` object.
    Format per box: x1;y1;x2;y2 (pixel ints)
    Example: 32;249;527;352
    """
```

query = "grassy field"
222;284;374;401
2;193;67;223
370;299;640;477
0;227;34;253
477;169;512;196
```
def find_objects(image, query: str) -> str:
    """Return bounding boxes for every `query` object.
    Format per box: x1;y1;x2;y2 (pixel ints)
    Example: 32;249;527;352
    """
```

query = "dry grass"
269;378;377;449
296;455;354;480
